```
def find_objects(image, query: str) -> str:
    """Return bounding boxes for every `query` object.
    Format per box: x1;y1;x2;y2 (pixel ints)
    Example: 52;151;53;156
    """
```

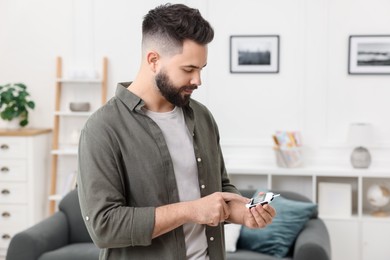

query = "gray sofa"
7;189;330;260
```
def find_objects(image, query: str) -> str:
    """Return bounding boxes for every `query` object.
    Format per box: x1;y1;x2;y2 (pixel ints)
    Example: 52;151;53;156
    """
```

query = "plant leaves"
20;119;28;127
0;83;35;127
15;83;27;90
27;101;35;109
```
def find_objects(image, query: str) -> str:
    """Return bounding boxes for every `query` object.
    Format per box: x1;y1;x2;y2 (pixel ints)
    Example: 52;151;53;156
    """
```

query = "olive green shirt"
77;83;239;260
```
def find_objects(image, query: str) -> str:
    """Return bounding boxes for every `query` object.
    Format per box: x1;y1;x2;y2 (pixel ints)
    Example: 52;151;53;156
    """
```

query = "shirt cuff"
130;207;155;246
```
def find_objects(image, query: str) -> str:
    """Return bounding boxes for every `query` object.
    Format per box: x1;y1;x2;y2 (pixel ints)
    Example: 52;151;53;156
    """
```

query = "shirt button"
210;237;214;241
201;184;206;189
197;158;202;163
85;216;89;221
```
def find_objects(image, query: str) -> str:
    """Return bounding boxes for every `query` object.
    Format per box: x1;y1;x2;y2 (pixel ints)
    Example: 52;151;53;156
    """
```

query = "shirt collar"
115;82;144;112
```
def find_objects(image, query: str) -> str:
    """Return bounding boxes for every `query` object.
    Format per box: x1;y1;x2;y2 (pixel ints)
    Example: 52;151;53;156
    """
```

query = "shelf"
0;128;52;136
56;78;102;84
228;160;390;260
54;111;93;117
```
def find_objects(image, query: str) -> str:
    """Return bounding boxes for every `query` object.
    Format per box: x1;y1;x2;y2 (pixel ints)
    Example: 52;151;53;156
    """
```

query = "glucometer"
246;192;280;209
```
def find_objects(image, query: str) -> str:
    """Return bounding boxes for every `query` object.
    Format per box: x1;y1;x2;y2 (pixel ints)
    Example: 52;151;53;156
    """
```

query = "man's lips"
182;86;198;94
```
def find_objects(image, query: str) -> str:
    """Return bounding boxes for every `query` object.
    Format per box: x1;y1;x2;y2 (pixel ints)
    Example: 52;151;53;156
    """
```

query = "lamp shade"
347;123;373;147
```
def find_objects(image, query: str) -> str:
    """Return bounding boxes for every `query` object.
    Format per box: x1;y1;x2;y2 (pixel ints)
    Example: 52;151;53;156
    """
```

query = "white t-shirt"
145;107;209;260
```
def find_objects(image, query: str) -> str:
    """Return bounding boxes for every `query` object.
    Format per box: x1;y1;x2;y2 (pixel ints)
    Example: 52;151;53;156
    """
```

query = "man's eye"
183;68;193;73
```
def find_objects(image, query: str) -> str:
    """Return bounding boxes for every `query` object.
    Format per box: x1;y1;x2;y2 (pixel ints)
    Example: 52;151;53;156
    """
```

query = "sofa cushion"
38;243;99;260
237;191;317;258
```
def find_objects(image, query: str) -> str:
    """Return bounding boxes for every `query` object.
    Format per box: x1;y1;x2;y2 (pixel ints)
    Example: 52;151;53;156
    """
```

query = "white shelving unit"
49;56;108;214
226;163;390;260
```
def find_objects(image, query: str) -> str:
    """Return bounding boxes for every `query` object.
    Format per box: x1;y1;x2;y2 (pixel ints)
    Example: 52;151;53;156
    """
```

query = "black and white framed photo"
348;35;390;75
230;35;279;73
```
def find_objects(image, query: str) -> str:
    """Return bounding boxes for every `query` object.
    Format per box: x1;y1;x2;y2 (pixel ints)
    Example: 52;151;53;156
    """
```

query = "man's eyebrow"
182;64;208;69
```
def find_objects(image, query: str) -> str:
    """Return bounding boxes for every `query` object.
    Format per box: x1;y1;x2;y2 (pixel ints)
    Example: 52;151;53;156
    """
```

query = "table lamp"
347;123;373;169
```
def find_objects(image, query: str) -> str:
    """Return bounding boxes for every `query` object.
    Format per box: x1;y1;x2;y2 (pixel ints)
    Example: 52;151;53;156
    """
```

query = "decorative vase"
69;102;90;112
350;146;371;169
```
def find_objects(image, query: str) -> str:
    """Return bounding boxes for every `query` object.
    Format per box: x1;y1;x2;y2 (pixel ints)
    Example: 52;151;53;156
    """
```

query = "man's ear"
146;51;159;73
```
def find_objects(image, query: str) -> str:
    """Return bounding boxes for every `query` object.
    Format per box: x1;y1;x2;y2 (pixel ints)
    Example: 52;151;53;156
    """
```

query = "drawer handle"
1;167;9;173
0;144;9;150
1;211;10;218
2;234;11;240
1;189;10;195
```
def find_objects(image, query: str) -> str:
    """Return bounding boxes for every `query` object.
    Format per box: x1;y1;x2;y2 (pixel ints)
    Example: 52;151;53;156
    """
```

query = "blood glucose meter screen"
253;193;266;204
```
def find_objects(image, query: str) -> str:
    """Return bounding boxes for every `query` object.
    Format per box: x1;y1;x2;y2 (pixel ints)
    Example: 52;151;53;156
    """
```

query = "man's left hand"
226;196;276;228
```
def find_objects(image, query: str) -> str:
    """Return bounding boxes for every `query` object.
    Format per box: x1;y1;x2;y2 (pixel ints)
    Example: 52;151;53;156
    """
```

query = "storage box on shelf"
49;56;108;214
0;128;51;258
226;162;390;260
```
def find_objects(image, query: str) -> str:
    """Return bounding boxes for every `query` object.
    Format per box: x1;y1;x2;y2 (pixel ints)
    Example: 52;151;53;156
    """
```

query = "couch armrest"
293;218;331;260
6;212;69;260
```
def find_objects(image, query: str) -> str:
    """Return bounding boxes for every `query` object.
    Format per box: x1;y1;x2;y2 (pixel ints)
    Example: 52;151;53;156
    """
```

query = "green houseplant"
0;83;35;127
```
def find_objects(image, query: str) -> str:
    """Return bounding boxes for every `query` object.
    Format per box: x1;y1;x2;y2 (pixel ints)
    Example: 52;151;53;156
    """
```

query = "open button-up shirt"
77;82;239;260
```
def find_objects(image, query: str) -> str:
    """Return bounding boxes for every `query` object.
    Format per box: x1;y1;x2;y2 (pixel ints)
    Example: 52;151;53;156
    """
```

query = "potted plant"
0;83;35;127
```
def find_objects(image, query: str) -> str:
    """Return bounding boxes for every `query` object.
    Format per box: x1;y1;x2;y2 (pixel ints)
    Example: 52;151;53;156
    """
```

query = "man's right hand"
187;192;249;226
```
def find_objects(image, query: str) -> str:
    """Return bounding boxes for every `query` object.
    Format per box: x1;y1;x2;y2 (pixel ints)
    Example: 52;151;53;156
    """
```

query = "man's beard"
155;70;197;107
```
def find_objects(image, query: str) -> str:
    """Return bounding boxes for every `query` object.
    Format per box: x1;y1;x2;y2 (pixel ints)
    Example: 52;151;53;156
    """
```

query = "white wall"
1;0;390;167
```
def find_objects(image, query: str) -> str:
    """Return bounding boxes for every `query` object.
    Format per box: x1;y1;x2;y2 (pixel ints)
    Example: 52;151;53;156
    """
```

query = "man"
77;3;276;260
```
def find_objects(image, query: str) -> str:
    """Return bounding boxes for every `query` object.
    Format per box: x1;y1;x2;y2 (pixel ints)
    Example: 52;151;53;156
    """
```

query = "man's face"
155;69;197;107
155;40;208;107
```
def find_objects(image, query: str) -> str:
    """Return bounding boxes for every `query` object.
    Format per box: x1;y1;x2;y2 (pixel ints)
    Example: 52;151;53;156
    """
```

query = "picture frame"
318;182;352;218
230;35;279;73
348;35;390;75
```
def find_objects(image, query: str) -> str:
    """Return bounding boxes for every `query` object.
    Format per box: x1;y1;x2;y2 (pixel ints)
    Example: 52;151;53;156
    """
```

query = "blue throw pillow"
237;190;317;258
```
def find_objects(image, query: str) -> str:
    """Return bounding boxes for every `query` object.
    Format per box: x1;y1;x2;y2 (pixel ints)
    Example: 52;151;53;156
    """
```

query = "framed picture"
318;182;352;218
348;35;390;75
230;35;279;73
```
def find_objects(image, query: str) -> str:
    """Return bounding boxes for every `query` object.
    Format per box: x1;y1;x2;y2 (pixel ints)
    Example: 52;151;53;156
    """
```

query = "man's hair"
142;3;214;55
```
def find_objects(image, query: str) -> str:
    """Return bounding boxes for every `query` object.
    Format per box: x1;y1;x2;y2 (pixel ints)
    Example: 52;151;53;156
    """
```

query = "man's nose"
190;72;202;86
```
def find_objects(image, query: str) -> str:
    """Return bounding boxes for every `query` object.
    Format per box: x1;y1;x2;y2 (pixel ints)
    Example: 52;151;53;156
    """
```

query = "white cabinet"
227;164;390;260
0;129;51;257
362;220;390;260
325;219;360;260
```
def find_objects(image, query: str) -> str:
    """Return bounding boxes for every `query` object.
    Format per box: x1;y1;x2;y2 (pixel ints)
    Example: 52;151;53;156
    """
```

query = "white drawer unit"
0;160;27;182
0;137;27;159
0;205;28;251
0;183;28;204
0;205;28;227
0;229;18;252
0;129;51;258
